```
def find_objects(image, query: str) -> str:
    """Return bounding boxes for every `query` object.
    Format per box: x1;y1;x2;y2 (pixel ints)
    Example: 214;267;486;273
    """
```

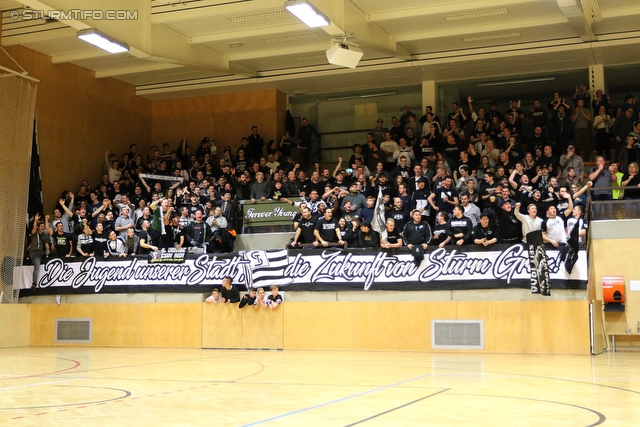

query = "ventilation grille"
263;33;318;43
463;32;521;42
112;55;138;62
154;68;202;77
445;9;507;21
294;53;325;61
432;320;483;350
228;10;287;22
56;319;92;343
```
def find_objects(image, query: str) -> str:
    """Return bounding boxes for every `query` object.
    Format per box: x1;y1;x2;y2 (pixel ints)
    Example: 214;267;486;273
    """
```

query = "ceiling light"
327;92;397;101
476;77;556;87
77;29;128;53
285;0;329;28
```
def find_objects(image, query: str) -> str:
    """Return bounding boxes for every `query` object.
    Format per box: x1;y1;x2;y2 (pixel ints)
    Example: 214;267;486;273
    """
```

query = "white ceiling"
2;0;640;101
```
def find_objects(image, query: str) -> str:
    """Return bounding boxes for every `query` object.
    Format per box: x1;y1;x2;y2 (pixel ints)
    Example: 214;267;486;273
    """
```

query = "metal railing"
587;185;640;221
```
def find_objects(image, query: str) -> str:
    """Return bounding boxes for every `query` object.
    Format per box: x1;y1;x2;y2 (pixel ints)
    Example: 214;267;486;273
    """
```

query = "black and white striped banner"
24;244;587;294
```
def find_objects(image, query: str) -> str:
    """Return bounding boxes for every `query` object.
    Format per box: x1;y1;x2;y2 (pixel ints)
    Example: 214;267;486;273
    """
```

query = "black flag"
27;115;43;233
527;230;550;296
564;219;580;274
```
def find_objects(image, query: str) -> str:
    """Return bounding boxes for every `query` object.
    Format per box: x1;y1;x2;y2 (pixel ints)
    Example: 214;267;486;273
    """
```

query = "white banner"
22;245;588;294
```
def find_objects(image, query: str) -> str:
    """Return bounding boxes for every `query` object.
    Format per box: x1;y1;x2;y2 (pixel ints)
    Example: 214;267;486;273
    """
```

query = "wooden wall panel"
0;45;152;213
202;303;242;348
152;97;213;118
591;239;640;346
29;304;71;346
151;90;282;157
457;301;523;353
0;305;31;347
142;303;202;348
68;304;143;347
352;302;457;351
241;306;283;349
209;91;277;113
26;300;591;354
283;302;352;350
152;114;213;149
521;301;590;354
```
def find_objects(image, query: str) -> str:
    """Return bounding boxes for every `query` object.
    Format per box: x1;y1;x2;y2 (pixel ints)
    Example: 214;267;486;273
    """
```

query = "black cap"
360;221;371;228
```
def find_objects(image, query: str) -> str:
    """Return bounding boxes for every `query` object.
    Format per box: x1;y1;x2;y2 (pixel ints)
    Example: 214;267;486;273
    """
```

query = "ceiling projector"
325;43;363;69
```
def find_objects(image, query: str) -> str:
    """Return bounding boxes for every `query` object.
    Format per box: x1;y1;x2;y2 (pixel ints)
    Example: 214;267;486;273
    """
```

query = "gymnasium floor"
1;347;639;426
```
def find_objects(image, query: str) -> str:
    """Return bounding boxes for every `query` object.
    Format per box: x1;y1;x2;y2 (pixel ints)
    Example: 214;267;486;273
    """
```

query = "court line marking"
0;356;80;381
1;385;132;412
450;393;606;427
240;373;432;427
2;356;265;418
48;351;260;376
434;363;640;396
343;388;451;427
0;377;82;391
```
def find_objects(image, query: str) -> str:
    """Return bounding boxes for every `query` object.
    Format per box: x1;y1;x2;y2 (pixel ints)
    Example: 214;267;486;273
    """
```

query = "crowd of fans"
26;87;640;288
282;88;639;254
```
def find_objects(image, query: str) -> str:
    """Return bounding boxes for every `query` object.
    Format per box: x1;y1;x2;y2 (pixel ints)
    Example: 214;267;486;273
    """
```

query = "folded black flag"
565;220;580;274
527;230;550;296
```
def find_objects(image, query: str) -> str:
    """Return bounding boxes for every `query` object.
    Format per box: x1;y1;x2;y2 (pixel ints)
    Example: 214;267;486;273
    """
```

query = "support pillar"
589;64;611;160
421;80;437;115
589;64;606;96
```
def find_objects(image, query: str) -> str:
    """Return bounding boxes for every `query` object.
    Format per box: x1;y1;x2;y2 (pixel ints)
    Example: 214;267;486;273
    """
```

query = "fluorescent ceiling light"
77;29;128;53
285;0;329;28
476;77;556;87
327;92;396;101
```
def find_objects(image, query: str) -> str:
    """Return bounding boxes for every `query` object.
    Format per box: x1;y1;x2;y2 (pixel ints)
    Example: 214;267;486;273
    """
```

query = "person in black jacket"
402;209;432;250
183;209;211;250
472;212;500;247
490;196;522;243
355;221;379;248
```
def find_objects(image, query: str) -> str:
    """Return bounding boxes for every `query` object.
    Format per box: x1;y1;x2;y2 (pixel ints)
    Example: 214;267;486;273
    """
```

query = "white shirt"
514;209;543;242
542;216;566;244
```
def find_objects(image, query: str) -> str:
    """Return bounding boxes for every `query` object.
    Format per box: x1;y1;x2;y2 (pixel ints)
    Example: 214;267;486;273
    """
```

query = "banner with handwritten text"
26;245;587;294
